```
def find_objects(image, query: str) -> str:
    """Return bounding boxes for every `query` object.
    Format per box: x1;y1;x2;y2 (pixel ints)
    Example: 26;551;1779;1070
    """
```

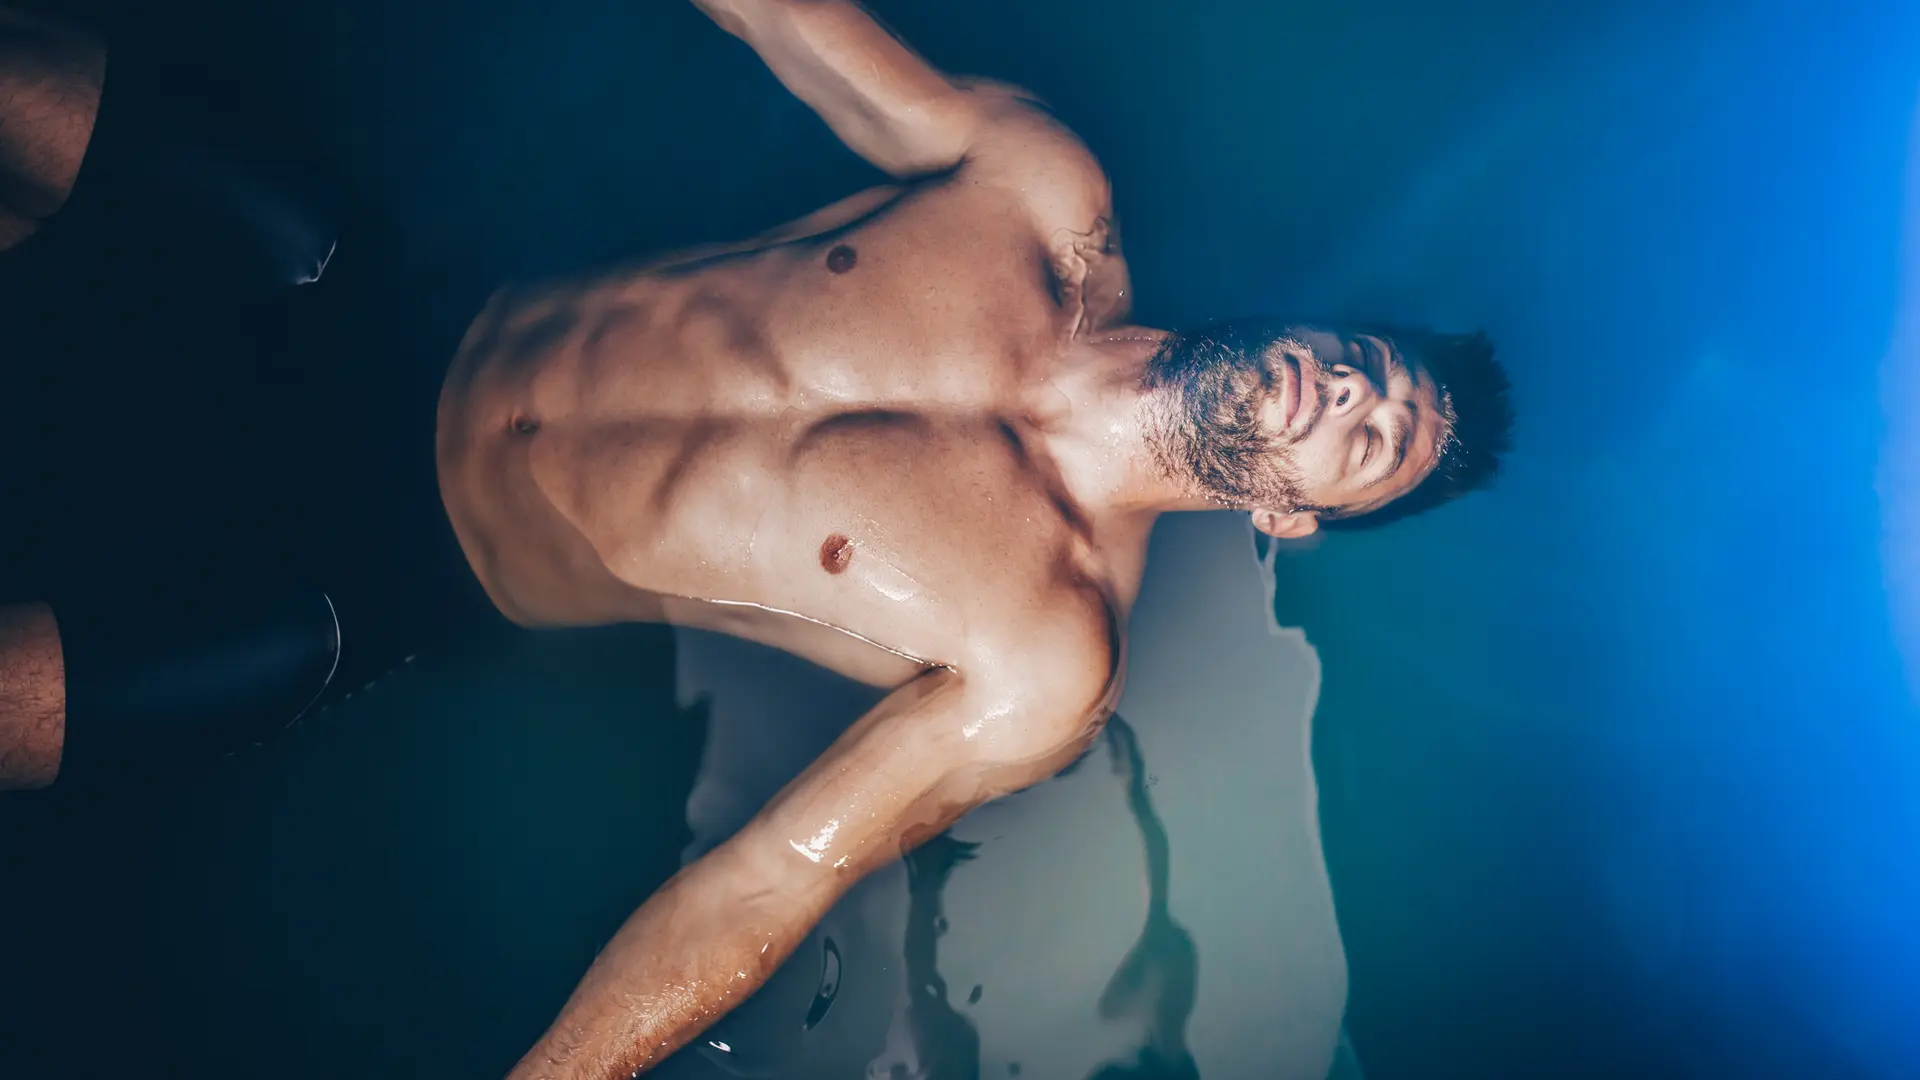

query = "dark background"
2;0;1918;1077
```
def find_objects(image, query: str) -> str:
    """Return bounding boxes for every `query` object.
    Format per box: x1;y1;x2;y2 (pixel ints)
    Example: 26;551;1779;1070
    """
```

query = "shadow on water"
1083;718;1201;1080
892;715;1202;1080
897;834;984;1080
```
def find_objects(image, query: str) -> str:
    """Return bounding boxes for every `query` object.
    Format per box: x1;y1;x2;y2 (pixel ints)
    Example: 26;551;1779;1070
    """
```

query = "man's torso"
436;162;1144;688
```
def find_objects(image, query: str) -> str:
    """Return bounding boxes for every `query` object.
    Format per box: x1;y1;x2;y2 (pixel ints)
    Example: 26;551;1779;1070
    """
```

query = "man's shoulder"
951;80;1113;236
936;81;1129;328
962;555;1125;719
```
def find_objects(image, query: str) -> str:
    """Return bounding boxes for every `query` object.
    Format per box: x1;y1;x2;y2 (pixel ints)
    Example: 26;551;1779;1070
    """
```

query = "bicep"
700;2;1114;225
701;0;977;178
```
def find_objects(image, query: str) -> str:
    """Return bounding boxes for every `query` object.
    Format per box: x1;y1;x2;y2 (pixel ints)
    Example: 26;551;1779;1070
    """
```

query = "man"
475;2;1508;1072
0;0;1513;1071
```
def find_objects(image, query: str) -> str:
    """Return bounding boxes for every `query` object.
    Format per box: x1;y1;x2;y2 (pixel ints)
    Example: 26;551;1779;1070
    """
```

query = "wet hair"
1320;328;1514;530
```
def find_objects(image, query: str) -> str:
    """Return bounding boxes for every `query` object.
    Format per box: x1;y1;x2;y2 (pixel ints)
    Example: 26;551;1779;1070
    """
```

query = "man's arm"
688;0;1125;320
690;0;1068;181
507;628;1119;1079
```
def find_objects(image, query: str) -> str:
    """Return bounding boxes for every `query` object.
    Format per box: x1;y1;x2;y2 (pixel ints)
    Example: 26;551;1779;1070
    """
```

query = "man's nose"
1325;365;1379;415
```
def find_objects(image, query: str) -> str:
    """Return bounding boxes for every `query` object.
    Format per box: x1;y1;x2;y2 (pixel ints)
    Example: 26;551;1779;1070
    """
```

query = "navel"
819;533;854;574
825;244;858;274
510;414;541;436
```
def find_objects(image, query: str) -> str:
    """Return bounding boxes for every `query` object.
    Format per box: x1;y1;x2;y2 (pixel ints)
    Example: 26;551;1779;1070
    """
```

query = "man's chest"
739;181;1128;406
490;177;1127;425
533;412;1108;677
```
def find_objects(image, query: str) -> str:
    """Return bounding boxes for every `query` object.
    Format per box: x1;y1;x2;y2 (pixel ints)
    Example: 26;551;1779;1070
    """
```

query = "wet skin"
457;2;1444;1076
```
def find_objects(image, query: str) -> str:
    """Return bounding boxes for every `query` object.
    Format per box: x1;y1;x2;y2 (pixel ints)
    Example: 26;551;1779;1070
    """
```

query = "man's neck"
1033;328;1209;523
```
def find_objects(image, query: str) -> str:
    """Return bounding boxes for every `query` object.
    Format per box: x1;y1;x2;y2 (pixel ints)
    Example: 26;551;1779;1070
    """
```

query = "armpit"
958;92;1131;333
1047;215;1133;336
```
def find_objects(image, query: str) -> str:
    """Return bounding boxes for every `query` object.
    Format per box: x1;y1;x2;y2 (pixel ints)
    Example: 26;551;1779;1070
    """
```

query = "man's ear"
1250;507;1321;539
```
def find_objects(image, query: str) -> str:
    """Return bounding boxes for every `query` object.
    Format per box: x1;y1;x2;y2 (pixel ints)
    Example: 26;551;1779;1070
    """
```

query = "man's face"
1146;324;1452;536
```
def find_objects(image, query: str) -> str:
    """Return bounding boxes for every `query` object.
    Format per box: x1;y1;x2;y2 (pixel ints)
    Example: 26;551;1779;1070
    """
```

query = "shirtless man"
0;0;1512;1071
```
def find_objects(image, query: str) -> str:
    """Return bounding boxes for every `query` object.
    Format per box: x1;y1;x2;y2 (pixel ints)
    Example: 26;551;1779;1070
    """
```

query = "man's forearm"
507;845;821;1079
508;648;1109;1077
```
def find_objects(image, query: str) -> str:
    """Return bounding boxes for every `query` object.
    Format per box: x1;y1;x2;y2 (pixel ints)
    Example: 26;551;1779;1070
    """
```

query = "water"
664;510;1344;1079
46;508;1337;1080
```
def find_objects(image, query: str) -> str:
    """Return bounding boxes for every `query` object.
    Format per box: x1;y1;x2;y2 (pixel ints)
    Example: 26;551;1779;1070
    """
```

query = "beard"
1144;327;1308;510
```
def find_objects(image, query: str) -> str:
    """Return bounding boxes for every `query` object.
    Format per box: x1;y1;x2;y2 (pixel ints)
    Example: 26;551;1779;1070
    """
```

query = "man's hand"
507;619;1119;1078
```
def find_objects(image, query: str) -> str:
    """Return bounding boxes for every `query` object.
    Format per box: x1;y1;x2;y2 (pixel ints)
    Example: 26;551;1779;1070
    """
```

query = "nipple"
825;244;858;274
819;534;854;574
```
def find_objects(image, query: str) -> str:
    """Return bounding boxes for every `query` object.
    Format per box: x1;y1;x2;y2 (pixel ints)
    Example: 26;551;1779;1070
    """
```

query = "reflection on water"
1084;718;1201;1080
691;711;1198;1068
807;936;844;1032
686;712;1201;1080
709;713;1201;1080
881;832;984;1080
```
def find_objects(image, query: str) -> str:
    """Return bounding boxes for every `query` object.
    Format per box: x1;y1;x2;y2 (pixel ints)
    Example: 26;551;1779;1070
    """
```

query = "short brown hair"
1321;328;1513;530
